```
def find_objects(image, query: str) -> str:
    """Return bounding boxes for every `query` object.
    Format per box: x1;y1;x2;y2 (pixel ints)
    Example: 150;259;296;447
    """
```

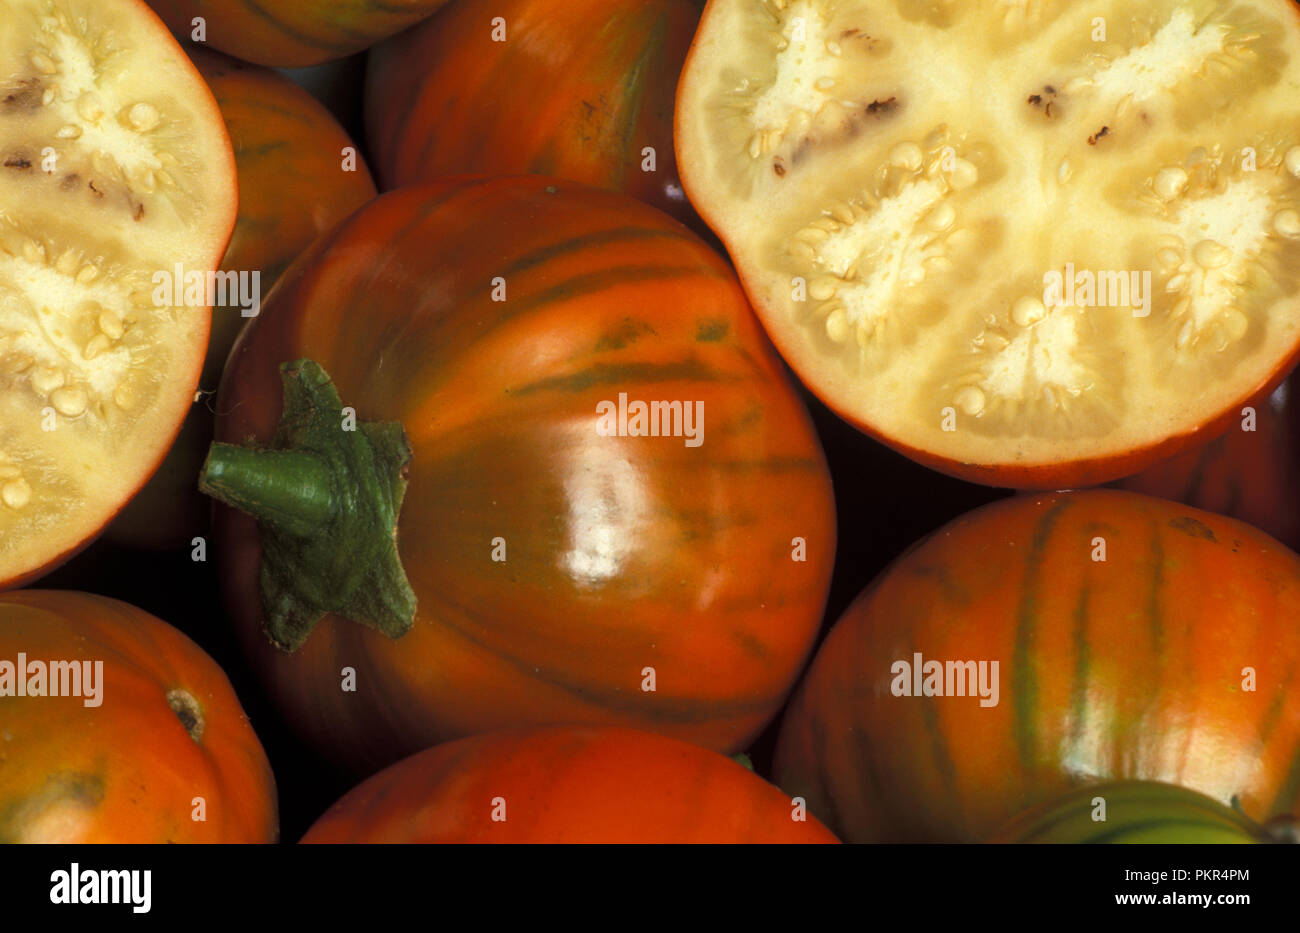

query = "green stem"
198;359;417;651
201;446;333;537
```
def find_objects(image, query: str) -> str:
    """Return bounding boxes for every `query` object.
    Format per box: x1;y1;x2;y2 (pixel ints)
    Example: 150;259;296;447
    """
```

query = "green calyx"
199;359;416;651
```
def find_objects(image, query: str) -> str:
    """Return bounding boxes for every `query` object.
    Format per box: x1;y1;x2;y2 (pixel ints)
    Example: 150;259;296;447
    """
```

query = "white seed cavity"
964;304;1096;415
55;125;82;140
1075;9;1237;113
742;2;880;162
2;478;32;510
787;135;977;350
1057;158;1073;185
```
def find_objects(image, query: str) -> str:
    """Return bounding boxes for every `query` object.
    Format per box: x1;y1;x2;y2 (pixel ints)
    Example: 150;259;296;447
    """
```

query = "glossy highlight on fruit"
207;177;836;772
676;0;1300;487
0;0;237;586
365;0;699;224
301;726;838;843
775;488;1300;842
107;46;377;549
0;590;277;842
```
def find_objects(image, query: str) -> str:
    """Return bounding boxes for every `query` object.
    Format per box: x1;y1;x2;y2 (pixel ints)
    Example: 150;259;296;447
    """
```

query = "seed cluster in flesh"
678;0;1300;477
787;126;988;358
2;7;174;436
0;0;232;583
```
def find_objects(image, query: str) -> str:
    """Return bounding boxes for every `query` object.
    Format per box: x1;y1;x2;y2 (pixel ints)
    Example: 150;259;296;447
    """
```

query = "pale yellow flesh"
0;0;234;582
678;0;1300;473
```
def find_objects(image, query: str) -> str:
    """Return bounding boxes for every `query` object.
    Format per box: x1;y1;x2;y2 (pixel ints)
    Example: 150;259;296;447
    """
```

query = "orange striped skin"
109;47;376;548
365;0;699;225
213;177;836;773
301;726;838;843
774;489;1300;843
147;0;450;67
1115;379;1300;552
0;592;277;843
